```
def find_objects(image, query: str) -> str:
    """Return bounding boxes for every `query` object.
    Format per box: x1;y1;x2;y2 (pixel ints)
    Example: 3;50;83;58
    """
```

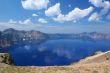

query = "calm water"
8;39;110;66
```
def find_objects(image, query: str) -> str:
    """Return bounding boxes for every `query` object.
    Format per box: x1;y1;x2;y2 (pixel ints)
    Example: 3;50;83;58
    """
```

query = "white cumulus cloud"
89;0;110;21
8;19;17;24
32;13;38;17
38;18;48;23
53;14;65;23
89;0;110;8
88;12;100;21
89;0;103;7
19;18;33;24
100;1;110;16
21;0;49;10
45;3;61;16
54;6;93;22
65;6;93;21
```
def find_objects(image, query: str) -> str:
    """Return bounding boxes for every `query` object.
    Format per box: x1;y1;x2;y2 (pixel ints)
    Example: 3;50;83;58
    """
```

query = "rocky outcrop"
0;53;14;65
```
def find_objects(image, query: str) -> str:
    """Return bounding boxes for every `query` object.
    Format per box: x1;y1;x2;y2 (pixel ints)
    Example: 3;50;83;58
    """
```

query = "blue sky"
0;0;110;33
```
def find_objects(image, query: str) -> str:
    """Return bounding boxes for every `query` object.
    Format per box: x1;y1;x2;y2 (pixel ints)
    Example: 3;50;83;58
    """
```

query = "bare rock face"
0;53;14;65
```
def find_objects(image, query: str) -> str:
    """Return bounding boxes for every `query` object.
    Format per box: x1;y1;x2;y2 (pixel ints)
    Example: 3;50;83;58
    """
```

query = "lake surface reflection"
8;39;110;66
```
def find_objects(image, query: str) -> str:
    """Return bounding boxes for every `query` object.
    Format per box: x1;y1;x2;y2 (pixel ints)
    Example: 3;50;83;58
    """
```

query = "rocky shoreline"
0;53;14;66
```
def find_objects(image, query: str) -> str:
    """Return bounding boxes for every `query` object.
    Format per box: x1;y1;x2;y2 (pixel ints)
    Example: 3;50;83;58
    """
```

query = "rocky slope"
75;51;110;64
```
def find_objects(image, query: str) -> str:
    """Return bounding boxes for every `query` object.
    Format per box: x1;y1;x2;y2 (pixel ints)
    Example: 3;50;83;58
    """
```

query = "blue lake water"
8;39;110;66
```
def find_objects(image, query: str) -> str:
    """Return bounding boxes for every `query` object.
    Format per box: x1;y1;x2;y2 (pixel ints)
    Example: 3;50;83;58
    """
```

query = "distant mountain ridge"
0;28;48;50
0;28;110;49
